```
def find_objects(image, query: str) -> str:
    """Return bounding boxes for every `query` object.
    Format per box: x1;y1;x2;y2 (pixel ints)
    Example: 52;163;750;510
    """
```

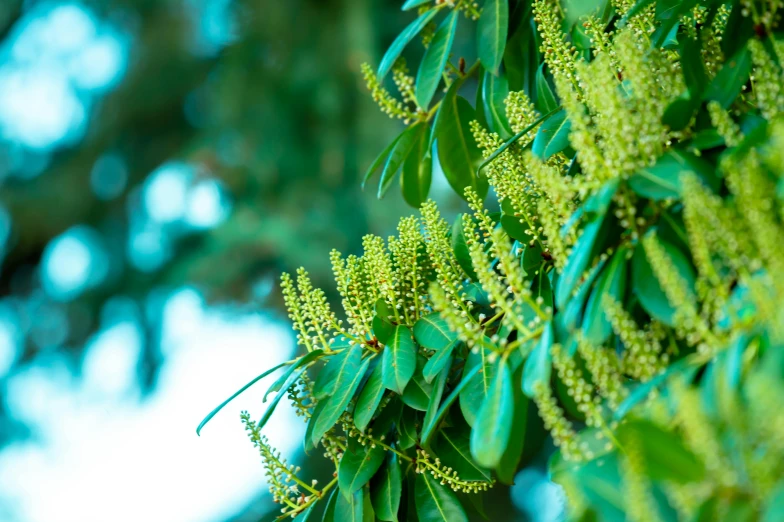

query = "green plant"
199;0;784;520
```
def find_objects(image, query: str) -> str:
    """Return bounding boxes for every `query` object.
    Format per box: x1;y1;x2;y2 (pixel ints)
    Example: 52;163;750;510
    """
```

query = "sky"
0;288;301;522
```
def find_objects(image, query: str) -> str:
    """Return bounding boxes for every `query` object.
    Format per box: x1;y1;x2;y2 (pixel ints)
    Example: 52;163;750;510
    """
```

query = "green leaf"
435;93;487;200
470;357;513;468
662;92;699;132
373;397;403;438
196;360;288;435
617;420;705;483
379;122;425;199
416;11;458;109
371;452;402;522
477;0;508;74
535;63;558;114
363;133;403;190
532;109;571;160
477;106;561;174
582;247;628;345
305;399;327;451
495;363;528;484
679;35;707;96
628;150;716;201
434;426;492;482
264;349;326;401
312;353;372;446
459;346;497;427
414;312;456;351
398;407;419;450
614;358;691;420
401;124;433;208
556;217;603;309
378;9;438;81
402;355;434;411
321;489;339;522
339;437;387;498
451;214;479;281
422;353;451;439
257;366;308;430
355;362;387;432
335;487;369;522
313;343;356;401
415;472;469;522
704;46;751;109
420;363;482;445
501;210;532;243
482;69;512;138
423;339;457;383
632;236;695;326
402;0;431;10
383;325;418;394
522;321;552;398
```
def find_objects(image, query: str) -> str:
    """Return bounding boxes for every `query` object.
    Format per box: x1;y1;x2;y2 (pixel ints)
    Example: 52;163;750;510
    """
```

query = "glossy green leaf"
196;360;288;435
401;0;431;10
355;362;387;432
371;452;402;522
312;354;372;446
435;94;487;200
477;0;508;74
556;217;603;309
495;363;528;484
423;339;457;383
416;11;458;109
379;122;425;199
421;363;481;445
477;106;561;174
415;472;469;522
401;124;433;208
373;397;403;439
704;46;751;109
679;35;707;96
662;92;699;132
582;247;628;345
614;358;691;420
402;355;434;411
398;407;419;450
321;489;339;522
617;420;705;483
413;312;456;351
628;150;716;200
434;427;492;482
459;346;497;427
535;63;558;114
451;214;479;281
363;133;403;189
470;357;513;468
482;69;512;138
383;325;417;394
313;344;357;401
339;437;387;498
378;10;438;81
257;366;308;430
264;349;326;401
632;237;696;326
335;487;369;522
422;353;451;439
522;321;552;398
304;398;327;451
532;109;571;160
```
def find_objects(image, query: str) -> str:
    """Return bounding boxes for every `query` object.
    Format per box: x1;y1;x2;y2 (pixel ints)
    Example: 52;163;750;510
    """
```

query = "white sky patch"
186;180;229;229
144;162;192;224
0;289;299;522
